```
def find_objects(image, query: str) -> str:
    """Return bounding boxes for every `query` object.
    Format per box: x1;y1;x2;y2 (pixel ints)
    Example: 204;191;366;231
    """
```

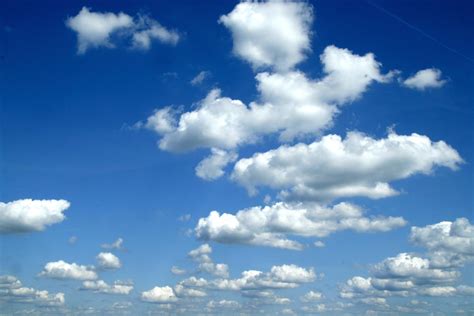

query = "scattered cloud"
101;237;124;250
81;280;133;295
39;260;97;281
403;68;446;90
190;71;211;86
195;148;237;180
195;202;406;250
0;199;70;234
0;275;65;306
68;236;78;245
66;7;179;54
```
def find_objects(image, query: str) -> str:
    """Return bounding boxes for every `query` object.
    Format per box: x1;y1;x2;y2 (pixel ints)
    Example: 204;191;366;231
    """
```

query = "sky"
0;0;473;315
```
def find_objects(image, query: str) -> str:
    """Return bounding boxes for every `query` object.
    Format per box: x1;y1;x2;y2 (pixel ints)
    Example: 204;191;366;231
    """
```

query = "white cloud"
313;241;325;248
66;7;133;54
190;71;211;86
68;236;78;244
207;299;240;309
188;244;229;277
101;237;124;250
66;7;178;54
171;266;186;275
0;199;70;233
141;286;178;303
39;260;97;280
174;284;206;298
208;264;315;291
132;16;179;50
373;253;459;282
81;280;133;295
232;131;462;201
144;46;392;153
0;275;65;306
410;218;473;267
195;202;406;250
219;0;313;71
96;252;121;270
178;214;191;222
403;68;446;90
301;290;323;302
195;149;237;180
418;286;456;297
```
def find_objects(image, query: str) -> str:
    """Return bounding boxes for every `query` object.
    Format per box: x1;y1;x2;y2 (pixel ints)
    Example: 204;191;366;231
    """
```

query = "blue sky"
1;0;473;315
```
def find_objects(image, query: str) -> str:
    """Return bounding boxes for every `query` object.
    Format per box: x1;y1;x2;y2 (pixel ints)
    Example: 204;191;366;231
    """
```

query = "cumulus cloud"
0;199;70;233
410;218;473;267
0;275;65;306
207;299;240;309
195;149;238;180
403;68;446;90
101;237;124;250
301;290;323;302
219;0;312;71
195;202;406;250
140;46;394;179
96;252;121;270
141;286;178;303
81;280;133;295
66;7;178;54
188;244;229;278
232;131;462;201
39;260;97;280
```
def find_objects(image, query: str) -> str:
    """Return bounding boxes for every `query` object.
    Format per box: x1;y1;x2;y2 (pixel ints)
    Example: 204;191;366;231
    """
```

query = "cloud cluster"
66;7;179;54
340;218;474;304
141;286;178;303
195;202;406;250
188;244;229;278
403;68;446;90
232;131;462;201
0;275;65;307
39;260;97;281
0;199;70;233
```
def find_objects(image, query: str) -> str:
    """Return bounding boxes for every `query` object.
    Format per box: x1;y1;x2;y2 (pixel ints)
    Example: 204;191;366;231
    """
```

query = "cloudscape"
1;1;473;315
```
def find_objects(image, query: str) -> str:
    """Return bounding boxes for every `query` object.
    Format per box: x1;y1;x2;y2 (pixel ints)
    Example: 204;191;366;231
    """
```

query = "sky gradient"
1;0;473;315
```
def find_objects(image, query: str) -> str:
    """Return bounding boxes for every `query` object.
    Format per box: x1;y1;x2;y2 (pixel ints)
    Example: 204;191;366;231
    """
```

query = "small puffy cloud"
188;244;229;277
0;199;70;234
39;260;97;280
313;241;325;248
101;237;124;250
178;214;191;222
418;286;457;297
174;284;206;298
96;252;121;270
219;0;312;71
301;290;323;302
66;7;178;54
141;286;178;303
81;280;133;295
68;236;78;244
0;275;65;306
232;131;462;201
195;149;238;180
190;71;211;86
171;266;186;275
195;202;406;250
403;68;446;90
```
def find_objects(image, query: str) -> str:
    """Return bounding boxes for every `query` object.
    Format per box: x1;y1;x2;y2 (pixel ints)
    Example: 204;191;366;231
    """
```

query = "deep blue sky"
1;1;473;315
